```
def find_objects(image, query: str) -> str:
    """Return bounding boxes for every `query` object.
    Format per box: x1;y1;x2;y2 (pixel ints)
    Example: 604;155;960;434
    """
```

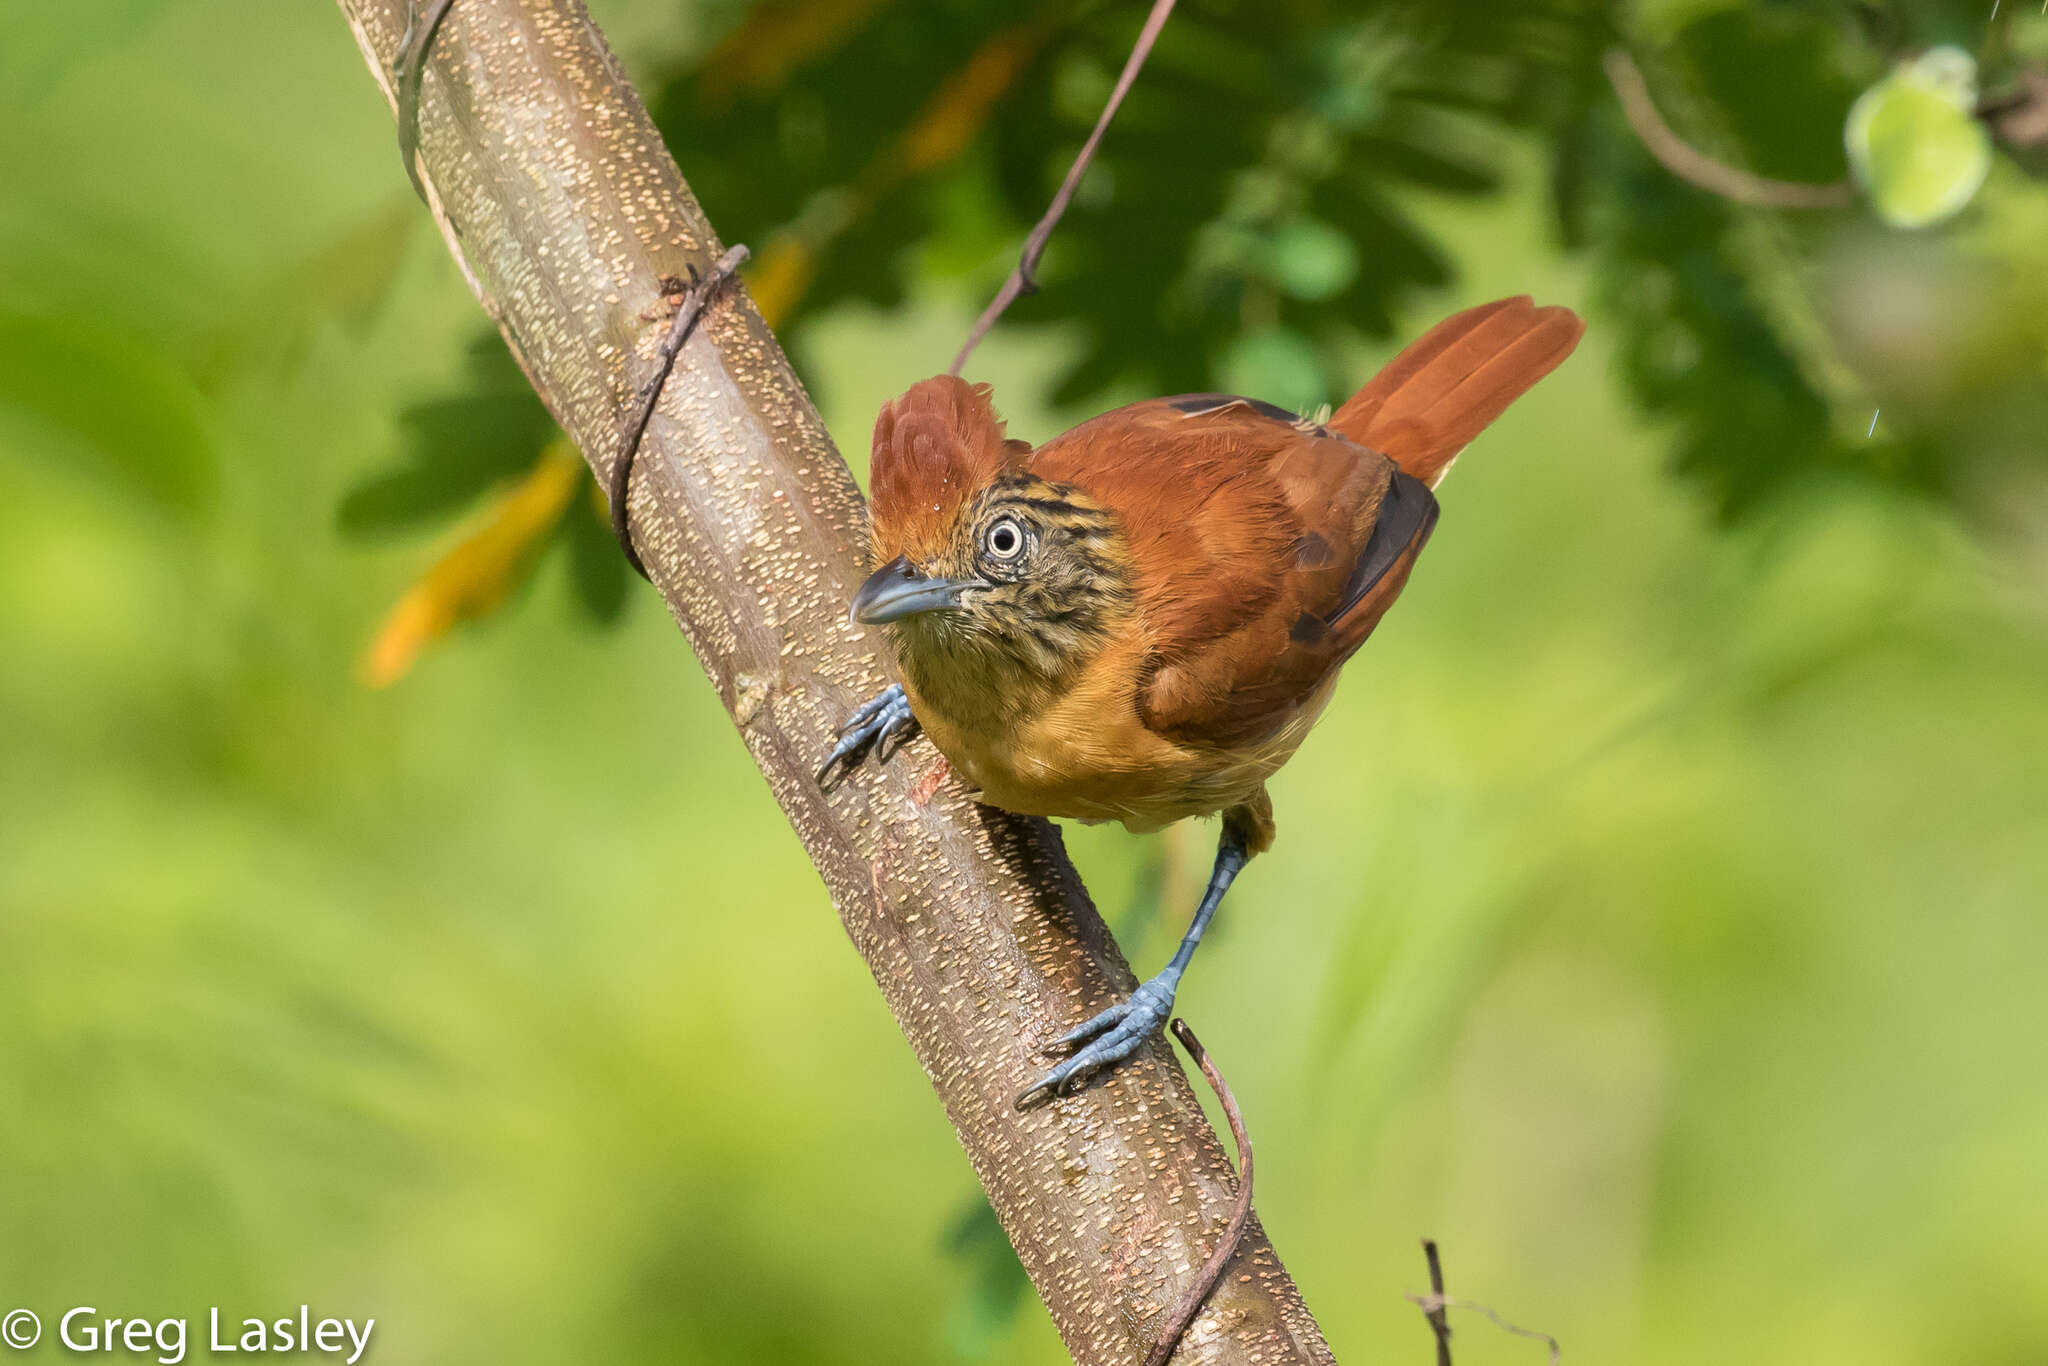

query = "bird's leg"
1017;825;1250;1108
816;683;920;787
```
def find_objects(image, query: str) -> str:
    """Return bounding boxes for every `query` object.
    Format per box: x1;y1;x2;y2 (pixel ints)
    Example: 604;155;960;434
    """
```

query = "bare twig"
609;245;750;579
1603;47;1854;209
1145;1018;1256;1366
393;0;457;199
1408;1296;1562;1366
949;0;1178;376
1421;1240;1452;1366
1409;1244;1561;1366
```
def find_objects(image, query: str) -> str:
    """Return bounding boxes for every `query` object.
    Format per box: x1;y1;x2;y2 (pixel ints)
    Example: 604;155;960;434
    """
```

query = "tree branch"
330;2;1335;1362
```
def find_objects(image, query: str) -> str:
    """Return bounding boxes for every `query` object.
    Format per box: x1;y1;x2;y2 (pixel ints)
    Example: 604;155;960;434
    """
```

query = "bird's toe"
818;684;919;788
1016;977;1177;1108
1043;1000;1130;1056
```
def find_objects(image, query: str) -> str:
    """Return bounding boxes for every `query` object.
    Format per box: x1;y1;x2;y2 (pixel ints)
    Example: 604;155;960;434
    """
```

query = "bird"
819;296;1585;1107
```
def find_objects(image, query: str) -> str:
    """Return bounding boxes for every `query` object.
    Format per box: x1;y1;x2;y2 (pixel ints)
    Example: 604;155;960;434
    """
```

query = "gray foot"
817;683;918;787
1016;971;1178;1108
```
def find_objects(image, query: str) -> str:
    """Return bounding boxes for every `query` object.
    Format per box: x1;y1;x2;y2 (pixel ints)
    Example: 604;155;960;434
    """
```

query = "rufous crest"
869;375;1031;565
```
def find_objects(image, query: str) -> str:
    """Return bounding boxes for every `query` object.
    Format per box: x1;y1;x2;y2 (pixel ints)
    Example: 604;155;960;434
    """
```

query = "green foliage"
338;336;556;537
370;0;2048;590
0;0;174;102
1547;5;2048;515
978;6;1492;404
941;1198;1030;1358
1582;154;1858;517
564;480;633;624
356;0;1607;607
0;308;215;515
1552;25;1871;522
4;7;2048;1365
1680;7;1862;183
660;0;1617;404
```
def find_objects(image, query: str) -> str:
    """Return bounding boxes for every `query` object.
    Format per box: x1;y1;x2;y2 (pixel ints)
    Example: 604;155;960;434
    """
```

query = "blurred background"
4;1;2046;1363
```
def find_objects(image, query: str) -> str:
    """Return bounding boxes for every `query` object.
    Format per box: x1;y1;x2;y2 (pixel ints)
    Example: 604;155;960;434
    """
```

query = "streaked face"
852;473;1132;678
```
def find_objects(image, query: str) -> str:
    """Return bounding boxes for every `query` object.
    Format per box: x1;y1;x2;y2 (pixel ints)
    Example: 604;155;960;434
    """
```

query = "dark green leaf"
338;334;555;538
565;493;631;627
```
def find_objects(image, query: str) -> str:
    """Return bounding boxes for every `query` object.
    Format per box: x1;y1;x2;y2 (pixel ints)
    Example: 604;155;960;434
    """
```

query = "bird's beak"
850;555;982;624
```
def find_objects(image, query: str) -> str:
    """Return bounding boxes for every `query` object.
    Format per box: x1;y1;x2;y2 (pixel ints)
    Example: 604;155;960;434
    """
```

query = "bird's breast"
898;632;1323;832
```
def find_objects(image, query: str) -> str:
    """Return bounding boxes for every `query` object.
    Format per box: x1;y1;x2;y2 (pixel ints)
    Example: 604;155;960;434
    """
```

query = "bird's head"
855;376;1131;686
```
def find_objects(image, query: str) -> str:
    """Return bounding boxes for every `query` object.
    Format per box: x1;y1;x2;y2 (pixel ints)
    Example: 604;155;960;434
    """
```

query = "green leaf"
1263;217;1359;301
1565;106;1874;519
337;394;554;536
940;1194;1028;1359
565;494;630;627
1846;47;1993;230
338;334;555;538
1679;9;1858;186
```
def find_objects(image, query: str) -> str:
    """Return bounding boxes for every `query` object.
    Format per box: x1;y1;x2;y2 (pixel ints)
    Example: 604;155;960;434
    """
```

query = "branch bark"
330;3;1336;1362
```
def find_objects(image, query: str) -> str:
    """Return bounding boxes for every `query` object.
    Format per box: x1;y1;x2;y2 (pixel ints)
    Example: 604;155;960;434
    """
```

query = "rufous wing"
1032;398;1435;747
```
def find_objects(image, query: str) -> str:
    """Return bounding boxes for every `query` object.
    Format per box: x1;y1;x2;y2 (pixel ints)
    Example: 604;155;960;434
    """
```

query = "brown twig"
1408;1296;1562;1366
1421;1240;1452;1366
1144;1018;1256;1366
1603;47;1854;209
1409;1243;1562;1366
948;0;1178;376
608;244;750;579
394;0;457;199
1979;67;2048;149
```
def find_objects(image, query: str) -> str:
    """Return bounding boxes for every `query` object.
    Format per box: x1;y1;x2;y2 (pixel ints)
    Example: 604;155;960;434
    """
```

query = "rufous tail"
1330;296;1585;489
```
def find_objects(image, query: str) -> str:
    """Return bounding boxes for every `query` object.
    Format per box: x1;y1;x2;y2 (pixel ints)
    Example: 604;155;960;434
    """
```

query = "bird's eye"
983;516;1026;563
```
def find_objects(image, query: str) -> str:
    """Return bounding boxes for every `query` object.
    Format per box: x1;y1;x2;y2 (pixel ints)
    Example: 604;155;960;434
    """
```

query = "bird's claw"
1016;974;1178;1109
817;683;919;788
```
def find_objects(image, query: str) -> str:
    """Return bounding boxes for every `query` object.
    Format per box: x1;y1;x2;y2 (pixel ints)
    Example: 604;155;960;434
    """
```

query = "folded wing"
1031;397;1434;747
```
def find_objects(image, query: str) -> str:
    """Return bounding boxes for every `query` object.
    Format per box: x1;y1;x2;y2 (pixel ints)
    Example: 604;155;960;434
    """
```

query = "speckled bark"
332;4;1336;1362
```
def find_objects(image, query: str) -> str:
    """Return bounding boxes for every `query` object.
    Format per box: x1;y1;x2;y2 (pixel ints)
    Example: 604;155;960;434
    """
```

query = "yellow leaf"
360;438;585;687
894;25;1048;178
735;18;1052;331
747;236;819;330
